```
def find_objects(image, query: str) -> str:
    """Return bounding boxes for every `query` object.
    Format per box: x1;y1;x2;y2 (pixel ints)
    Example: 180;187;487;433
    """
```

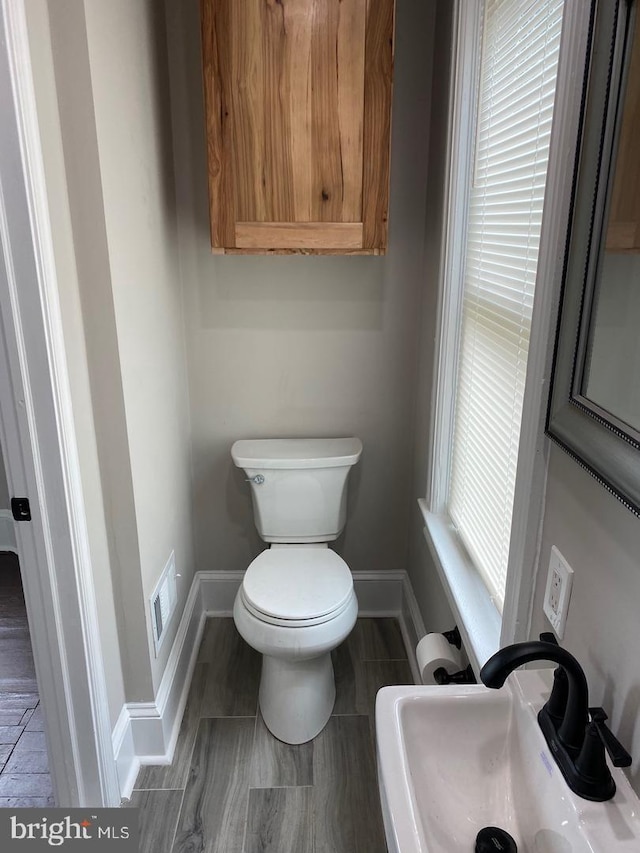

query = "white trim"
420;502;501;673
113;572;206;799
424;0;594;656
198;569;244;615
114;568;424;798
197;568;410;617
0;508;17;553
427;0;482;511
353;570;405;616
500;0;594;646
0;0;120;806
399;575;426;684
112;706;138;803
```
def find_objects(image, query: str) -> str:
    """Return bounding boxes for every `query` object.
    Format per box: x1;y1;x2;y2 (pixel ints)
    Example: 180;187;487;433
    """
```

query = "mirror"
547;0;640;514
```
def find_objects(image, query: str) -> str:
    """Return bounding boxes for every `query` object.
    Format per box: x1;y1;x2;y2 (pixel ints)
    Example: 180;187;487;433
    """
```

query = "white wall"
530;445;640;794
164;0;436;576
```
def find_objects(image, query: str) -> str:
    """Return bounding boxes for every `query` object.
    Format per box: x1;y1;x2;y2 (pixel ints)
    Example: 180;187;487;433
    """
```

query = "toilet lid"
242;548;353;623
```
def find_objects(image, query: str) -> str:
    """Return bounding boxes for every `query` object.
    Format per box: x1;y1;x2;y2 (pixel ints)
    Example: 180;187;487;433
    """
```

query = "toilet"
231;437;362;744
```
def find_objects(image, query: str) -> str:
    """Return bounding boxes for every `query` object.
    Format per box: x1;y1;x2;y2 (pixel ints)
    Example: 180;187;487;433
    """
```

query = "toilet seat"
241;547;354;628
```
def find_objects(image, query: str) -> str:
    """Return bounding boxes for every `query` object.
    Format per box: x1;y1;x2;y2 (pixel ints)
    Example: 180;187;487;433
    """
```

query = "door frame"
0;0;120;806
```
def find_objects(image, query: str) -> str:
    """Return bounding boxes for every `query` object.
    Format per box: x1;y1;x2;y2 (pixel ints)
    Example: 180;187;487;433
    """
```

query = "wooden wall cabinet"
200;0;395;255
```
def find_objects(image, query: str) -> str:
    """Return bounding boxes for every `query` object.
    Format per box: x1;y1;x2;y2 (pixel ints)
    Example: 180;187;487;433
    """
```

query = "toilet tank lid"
231;437;362;469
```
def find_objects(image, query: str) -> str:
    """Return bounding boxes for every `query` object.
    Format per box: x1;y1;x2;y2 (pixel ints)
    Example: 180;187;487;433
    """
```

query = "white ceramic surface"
231;437;363;469
376;669;640;853
234;585;358;743
231;436;362;742
231;436;362;542
242;547;353;623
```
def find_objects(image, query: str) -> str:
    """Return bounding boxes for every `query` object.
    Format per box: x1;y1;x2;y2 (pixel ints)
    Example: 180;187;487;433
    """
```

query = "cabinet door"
200;0;394;254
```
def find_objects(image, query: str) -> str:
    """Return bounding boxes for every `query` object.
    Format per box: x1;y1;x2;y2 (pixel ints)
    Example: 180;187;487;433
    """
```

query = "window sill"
418;499;501;675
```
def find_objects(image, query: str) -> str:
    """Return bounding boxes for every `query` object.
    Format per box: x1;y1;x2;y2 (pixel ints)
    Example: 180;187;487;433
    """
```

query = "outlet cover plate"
543;545;574;639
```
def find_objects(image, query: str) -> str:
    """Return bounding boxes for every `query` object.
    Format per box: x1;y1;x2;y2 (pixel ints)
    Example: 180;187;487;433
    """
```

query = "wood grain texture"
200;0;393;252
172;718;254;853
347;617;407;661
333;653;413;717
310;0;366;221
130;618;400;853
235;222;363;249
201;0;236;247
362;0;394;249
0;695;39;712
4;750;49;774
0;796;55;808
312;716;386;853
128;790;184;853
250;712;313;788
197;619;261;717
0;555;51;804
215;248;383;256
0;772;53;797
607;14;640;252
245;787;313;853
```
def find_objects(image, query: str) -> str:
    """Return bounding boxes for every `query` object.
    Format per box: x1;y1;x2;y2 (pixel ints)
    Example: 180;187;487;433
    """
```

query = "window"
427;0;565;623
449;0;564;610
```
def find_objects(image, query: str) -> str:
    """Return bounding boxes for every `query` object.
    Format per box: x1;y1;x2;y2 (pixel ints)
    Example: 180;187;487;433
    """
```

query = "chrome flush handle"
245;474;265;485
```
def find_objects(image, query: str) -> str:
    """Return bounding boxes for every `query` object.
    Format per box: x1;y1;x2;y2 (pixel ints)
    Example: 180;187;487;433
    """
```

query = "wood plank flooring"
131;617;414;852
0;552;54;807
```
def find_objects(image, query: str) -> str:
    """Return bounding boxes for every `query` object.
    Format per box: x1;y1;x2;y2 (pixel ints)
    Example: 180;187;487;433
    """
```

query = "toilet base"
259;652;336;744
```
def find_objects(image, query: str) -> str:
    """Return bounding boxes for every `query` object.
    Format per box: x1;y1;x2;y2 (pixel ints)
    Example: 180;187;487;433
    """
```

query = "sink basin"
376;670;640;852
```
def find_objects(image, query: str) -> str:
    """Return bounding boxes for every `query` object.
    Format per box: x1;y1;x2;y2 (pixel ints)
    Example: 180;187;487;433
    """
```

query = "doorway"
0;547;53;806
0;0;120;806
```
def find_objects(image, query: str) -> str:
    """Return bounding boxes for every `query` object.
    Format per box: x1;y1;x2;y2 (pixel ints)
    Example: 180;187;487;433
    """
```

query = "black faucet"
480;637;631;801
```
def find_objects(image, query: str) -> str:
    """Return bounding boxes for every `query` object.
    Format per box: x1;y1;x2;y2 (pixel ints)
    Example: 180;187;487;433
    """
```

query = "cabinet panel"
200;0;394;254
235;222;363;250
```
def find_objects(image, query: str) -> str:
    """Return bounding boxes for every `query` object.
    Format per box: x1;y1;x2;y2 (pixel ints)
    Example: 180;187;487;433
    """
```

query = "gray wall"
530;444;640;794
0;454;9;509
27;0;196;703
25;0;126;723
164;0;436;576
406;0;455;633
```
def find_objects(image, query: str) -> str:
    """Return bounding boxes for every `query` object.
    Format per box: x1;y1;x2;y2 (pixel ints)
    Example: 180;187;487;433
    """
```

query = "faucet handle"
589;708;632;768
543;665;569;725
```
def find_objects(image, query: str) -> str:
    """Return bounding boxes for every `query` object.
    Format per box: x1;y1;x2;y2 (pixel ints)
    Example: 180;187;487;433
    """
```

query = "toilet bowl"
231;436;362;744
233;545;358;743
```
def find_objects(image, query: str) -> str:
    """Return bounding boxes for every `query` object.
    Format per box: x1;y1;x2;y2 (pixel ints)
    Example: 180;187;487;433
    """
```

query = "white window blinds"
448;0;564;610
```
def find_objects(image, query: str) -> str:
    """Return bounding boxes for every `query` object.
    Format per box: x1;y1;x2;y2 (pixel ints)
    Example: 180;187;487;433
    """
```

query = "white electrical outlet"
543;546;574;639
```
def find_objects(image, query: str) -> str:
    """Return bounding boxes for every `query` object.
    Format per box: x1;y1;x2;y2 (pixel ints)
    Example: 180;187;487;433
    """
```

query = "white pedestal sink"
376;670;640;852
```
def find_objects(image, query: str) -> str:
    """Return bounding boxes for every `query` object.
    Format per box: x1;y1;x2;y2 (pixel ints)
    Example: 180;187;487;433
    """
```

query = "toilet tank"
231;437;362;543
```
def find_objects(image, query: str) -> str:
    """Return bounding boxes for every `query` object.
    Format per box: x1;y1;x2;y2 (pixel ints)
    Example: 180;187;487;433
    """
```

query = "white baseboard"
113;567;426;798
0;510;17;553
399;575;426;684
111;706;138;803
113;574;206;800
